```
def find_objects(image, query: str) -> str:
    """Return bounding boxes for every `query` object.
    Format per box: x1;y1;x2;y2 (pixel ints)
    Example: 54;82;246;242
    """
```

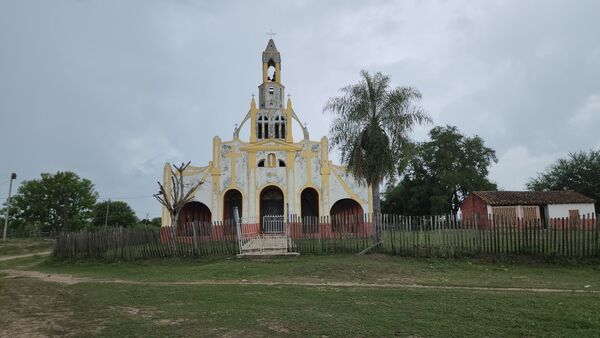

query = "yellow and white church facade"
161;39;371;227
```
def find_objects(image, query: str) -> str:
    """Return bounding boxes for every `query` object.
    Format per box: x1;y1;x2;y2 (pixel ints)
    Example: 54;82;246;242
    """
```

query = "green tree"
527;150;600;210
135;216;162;228
324;70;431;221
91;200;138;228
383;126;497;216
7;171;98;233
147;217;162;227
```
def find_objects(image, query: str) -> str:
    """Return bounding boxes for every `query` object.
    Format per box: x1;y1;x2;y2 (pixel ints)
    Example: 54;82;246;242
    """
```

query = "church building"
161;39;371;227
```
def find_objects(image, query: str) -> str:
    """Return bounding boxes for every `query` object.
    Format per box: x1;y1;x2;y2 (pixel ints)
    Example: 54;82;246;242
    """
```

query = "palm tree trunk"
372;178;382;244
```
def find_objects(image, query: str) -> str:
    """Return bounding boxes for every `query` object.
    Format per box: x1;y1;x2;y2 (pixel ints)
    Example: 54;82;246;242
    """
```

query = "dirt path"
0;251;51;262
2;269;599;294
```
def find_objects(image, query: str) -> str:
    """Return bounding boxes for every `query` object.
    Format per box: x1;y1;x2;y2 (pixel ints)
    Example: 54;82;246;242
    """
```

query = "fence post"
594;214;600;257
233;207;242;255
192;220;198;256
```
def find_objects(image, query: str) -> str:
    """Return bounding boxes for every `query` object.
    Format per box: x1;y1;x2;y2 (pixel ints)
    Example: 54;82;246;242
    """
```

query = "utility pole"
3;173;17;241
104;199;111;229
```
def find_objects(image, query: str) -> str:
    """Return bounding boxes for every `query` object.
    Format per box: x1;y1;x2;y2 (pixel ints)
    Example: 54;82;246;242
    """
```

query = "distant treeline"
1;171;159;235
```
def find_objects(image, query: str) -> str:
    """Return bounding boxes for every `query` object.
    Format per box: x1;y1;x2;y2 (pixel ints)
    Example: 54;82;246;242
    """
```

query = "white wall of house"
547;203;596;218
486;205;493;216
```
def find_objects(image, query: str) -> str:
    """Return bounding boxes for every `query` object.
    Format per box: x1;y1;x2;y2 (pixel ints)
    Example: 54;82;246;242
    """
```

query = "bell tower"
255;39;288;141
259;39;284;109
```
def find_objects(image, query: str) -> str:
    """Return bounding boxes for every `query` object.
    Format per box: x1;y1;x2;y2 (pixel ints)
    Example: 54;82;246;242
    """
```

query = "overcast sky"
1;0;599;218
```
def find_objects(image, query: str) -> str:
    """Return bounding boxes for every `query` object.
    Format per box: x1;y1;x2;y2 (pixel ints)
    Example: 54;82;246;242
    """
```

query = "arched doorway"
223;189;243;221
178;201;212;235
260;186;284;232
330;199;363;232
301;188;319;233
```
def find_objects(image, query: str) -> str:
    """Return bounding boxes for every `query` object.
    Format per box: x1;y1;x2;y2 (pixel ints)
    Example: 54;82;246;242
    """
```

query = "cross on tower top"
266;29;276;39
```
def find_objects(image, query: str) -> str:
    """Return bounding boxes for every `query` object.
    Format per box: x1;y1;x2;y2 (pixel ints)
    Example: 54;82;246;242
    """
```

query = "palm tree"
324;70;431;238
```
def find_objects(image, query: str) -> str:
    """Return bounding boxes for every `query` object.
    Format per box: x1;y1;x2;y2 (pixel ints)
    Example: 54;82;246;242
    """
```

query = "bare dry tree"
154;161;204;231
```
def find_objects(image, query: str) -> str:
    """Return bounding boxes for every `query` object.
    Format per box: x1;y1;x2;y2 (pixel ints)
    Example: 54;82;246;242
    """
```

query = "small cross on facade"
266;29;276;39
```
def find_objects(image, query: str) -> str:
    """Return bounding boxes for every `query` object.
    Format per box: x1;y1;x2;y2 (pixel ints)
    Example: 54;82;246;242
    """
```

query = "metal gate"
262;215;284;233
234;208;296;256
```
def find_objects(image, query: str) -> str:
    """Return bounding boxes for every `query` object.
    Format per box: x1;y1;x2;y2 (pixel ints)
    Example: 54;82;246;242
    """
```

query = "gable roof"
471;191;595;206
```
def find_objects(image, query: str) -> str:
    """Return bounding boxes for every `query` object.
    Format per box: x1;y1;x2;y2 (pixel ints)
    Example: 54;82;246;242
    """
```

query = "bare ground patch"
257;318;291;334
0;251;51;262
2;268;600;294
0;279;104;337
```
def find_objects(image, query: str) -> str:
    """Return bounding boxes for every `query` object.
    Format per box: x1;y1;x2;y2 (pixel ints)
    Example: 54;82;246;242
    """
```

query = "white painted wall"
161;169;212;226
547;203;596;218
328;166;370;214
165;137;370;224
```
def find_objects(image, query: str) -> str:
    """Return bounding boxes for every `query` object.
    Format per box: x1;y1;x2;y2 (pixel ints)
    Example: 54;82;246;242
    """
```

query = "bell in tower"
256;38;287;141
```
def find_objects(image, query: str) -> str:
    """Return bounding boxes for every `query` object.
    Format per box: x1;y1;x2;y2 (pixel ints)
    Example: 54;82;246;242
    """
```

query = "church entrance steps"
235;212;299;256
236;251;300;258
239;234;295;255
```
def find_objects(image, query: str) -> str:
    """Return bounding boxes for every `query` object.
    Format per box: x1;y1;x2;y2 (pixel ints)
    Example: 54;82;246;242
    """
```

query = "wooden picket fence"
53;213;600;260
53;221;238;260
374;213;599;258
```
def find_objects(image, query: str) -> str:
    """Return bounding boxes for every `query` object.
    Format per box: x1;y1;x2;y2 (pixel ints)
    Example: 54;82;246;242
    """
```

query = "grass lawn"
0;238;54;256
1;254;600;336
35;254;600;291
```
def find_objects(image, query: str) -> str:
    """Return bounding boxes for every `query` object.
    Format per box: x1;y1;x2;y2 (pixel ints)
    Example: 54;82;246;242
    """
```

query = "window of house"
569;209;580;223
522;206;540;223
491;206;517;224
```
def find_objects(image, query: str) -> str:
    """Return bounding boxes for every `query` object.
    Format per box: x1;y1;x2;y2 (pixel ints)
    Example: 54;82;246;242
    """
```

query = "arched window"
267;58;276;82
274;116;281;138
266;114;286;139
257;115;269;139
264;117;270;138
280;115;286;139
258;159;265;167
257;116;264;139
278;160;286;167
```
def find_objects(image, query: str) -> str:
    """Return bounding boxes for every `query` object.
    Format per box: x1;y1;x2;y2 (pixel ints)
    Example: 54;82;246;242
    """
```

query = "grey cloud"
1;0;599;216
